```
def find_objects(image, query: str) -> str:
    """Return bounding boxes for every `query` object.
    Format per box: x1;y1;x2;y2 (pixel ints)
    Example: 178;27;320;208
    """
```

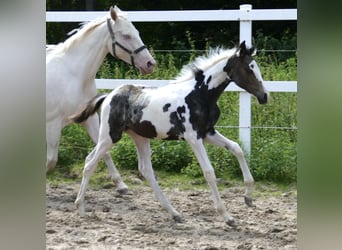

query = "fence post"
239;4;252;157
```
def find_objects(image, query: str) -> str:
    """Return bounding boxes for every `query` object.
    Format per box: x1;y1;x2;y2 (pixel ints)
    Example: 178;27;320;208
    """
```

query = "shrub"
250;131;297;183
58;124;93;167
151;140;192;172
110;134;138;170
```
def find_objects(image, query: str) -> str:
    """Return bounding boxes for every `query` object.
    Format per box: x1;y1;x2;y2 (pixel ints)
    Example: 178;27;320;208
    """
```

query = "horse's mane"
46;16;107;55
173;47;237;83
46;8;128;55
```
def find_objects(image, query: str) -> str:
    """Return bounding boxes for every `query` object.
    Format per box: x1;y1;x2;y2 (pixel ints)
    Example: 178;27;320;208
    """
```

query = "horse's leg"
186;136;235;226
204;130;254;207
82;114;129;194
126;130;182;222
46;121;62;172
75;136;113;217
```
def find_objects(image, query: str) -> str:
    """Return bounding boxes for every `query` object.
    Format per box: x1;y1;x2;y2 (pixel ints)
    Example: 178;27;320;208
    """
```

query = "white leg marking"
127;130;182;221
204;130;254;205
82;115;128;194
186;135;234;225
75;136;113;217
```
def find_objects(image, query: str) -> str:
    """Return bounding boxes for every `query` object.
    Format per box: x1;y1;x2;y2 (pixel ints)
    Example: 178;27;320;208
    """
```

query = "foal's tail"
69;93;108;123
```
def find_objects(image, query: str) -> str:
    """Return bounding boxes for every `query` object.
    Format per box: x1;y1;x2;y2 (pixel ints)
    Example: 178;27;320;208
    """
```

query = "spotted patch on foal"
163;103;171;112
108;85;157;142
166;105;186;139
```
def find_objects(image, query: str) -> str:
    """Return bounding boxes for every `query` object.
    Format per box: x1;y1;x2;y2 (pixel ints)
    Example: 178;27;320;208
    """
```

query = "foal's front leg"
204;130;254;207
186;136;235;226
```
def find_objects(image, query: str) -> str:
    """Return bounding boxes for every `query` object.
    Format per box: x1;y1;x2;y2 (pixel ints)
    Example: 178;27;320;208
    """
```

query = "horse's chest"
185;92;220;138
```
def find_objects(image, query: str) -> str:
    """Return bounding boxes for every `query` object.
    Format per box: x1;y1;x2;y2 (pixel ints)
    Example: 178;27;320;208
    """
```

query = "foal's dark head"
223;41;268;104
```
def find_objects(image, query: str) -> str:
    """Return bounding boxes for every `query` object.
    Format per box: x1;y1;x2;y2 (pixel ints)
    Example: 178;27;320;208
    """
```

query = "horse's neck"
64;22;110;83
202;59;228;90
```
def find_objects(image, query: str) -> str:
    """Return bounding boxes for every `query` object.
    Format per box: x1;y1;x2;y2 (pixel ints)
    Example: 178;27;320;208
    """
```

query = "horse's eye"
123;34;131;40
250;64;254;69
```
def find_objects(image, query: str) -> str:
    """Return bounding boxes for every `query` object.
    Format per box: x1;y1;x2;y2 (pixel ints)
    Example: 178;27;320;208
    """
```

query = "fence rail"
94;79;297;92
46;4;297;155
46;8;296;22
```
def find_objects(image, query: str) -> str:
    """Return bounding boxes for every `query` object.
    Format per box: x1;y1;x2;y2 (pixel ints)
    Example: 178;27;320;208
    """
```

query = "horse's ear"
238;41;247;57
251;47;257;56
110;6;118;21
114;5;122;13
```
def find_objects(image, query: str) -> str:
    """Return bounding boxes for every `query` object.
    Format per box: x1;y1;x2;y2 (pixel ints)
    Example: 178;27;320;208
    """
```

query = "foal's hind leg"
204;130;254;207
75;136;113;217
82;114;128;194
127;130;182;222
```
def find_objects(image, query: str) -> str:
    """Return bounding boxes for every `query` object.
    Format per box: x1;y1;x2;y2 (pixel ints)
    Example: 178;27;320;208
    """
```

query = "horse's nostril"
147;61;155;68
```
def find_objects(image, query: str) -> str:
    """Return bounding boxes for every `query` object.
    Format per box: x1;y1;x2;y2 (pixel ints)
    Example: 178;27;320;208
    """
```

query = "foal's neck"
202;59;228;90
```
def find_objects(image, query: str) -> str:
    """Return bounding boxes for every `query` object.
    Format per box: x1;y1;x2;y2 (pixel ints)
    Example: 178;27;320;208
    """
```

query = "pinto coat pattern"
71;41;268;226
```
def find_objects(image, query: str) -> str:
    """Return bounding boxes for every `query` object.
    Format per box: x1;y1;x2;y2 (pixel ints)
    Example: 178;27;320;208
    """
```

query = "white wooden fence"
46;4;297;155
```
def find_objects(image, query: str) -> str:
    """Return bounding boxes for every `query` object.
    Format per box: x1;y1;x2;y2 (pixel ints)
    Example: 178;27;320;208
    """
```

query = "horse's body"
46;6;155;193
71;42;268;226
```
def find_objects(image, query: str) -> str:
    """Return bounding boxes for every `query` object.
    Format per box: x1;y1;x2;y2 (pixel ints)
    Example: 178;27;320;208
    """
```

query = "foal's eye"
123;34;131;40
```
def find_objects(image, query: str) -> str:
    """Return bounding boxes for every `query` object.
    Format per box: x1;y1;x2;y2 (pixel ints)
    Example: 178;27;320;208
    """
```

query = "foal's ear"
110;6;119;21
250;47;257;56
237;41;247;57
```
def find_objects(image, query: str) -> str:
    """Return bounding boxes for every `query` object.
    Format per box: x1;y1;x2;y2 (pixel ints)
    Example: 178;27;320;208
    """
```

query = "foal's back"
102;82;194;141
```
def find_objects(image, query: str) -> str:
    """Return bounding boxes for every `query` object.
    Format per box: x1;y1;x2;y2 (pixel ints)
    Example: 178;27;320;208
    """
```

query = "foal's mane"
173;47;237;83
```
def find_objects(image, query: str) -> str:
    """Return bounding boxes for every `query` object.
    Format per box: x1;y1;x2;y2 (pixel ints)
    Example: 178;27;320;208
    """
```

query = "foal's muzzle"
257;93;268;104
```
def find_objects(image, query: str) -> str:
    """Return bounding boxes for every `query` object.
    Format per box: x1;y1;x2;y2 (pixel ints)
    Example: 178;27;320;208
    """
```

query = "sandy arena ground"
46;180;296;250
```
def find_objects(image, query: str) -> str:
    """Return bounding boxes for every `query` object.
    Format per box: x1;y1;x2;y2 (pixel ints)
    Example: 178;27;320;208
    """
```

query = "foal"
71;41;268;226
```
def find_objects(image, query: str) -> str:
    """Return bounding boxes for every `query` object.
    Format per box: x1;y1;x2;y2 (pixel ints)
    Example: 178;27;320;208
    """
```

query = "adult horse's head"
107;6;156;74
223;41;268;104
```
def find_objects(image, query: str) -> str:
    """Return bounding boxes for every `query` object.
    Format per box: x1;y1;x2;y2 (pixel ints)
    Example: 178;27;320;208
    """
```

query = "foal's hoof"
74;198;80;207
74;199;85;217
244;196;255;207
226;218;236;227
117;187;129;195
173;215;184;223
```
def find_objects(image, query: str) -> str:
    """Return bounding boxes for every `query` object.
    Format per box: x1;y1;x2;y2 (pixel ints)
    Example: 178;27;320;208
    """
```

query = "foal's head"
223;41;268;104
107;6;156;74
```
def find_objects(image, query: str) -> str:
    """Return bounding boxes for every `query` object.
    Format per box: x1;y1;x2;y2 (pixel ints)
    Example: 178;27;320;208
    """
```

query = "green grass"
47;163;297;201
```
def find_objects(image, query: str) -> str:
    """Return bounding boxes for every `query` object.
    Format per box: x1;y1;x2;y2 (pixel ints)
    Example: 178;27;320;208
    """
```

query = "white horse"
46;6;156;194
71;41;268;226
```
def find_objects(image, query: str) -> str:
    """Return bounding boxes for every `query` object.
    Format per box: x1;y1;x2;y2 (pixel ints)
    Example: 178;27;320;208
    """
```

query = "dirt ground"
46;179;297;250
